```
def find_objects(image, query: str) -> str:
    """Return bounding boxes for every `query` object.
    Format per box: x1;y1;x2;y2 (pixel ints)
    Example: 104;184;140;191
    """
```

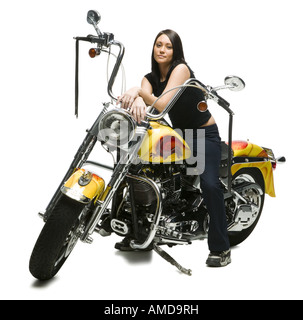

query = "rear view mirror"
87;10;101;25
224;76;245;92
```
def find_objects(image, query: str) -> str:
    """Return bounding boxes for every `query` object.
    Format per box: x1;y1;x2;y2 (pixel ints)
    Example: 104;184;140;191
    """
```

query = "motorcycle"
29;10;286;280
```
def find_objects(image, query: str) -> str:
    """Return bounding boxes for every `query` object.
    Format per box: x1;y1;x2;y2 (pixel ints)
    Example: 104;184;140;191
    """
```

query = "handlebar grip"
74;36;94;42
213;91;230;108
218;97;230;109
210;90;233;114
74;35;107;45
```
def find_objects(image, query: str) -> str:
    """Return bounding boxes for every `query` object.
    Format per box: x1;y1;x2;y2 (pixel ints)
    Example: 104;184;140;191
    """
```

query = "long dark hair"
151;29;187;82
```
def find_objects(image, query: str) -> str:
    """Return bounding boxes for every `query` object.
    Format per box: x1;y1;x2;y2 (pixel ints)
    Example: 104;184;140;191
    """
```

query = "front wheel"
227;168;265;247
29;195;85;280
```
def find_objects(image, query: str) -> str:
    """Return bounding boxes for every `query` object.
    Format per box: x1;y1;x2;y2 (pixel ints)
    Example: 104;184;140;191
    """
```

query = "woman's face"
153;34;173;66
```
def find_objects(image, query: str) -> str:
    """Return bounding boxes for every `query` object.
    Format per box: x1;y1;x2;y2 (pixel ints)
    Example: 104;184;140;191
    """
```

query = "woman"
117;29;231;267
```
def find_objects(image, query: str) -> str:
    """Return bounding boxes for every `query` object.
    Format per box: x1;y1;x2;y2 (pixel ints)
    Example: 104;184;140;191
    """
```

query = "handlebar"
145;78;234;121
74;34;125;117
106;40;125;101
74;35;233;119
208;89;233;114
74;33;115;47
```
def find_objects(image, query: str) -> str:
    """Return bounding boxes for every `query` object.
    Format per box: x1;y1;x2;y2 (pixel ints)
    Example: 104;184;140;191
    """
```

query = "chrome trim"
145;77;237;121
197;100;208;113
38;211;45;219
98;107;137;147
224;75;245;92
78;171;93;186
126;174;163;250
111;219;129;235
107;40;125;101
155;237;189;245
61;186;91;204
228;181;263;232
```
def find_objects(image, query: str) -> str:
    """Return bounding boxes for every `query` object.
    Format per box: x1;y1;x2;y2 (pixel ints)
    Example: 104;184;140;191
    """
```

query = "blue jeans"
189;124;230;252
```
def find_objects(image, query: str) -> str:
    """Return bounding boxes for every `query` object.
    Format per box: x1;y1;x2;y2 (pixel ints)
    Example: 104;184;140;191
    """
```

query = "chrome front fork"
80;125;149;243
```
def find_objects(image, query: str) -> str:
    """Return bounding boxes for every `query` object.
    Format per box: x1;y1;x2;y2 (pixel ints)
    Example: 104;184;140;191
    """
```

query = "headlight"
98;108;136;147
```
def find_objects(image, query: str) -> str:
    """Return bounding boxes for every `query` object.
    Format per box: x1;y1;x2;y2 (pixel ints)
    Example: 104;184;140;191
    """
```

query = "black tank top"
144;62;211;129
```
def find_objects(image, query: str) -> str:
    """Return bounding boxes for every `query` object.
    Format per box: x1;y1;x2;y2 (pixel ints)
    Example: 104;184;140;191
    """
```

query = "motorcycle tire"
29;195;85;281
228;168;265;247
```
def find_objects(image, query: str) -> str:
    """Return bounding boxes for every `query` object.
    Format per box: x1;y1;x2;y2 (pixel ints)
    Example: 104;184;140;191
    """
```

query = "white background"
0;0;302;300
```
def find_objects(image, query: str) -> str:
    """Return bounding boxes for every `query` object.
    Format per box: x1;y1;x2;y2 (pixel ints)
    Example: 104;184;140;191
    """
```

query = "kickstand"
153;244;192;276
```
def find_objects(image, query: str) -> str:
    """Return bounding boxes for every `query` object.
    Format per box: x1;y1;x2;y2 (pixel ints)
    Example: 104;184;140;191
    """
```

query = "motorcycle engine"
110;164;208;242
127;164;208;239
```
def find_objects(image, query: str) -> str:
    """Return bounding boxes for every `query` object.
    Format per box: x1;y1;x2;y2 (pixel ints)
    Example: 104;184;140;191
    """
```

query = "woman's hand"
117;87;141;110
129;97;147;124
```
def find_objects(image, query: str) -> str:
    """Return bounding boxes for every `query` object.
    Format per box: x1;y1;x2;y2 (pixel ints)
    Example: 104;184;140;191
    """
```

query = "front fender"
61;169;105;203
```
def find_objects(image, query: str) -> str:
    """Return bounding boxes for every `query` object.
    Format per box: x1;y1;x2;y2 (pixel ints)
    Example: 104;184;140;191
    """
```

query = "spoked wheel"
29;195;85;281
227;168;265;247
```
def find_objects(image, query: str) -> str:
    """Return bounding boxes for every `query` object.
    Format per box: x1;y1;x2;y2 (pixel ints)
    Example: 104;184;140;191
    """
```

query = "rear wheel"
29;195;85;280
227;168;265;247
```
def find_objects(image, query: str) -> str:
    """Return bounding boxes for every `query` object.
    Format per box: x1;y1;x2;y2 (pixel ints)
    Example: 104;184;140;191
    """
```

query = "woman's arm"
117;63;190;122
116;78;152;123
128;78;152;123
117;77;152;109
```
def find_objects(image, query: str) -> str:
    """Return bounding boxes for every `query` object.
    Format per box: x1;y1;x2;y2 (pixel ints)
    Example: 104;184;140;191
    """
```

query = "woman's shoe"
206;249;231;267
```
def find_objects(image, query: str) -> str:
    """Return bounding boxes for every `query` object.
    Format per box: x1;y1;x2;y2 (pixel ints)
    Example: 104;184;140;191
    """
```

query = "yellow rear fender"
231;161;275;197
231;141;276;197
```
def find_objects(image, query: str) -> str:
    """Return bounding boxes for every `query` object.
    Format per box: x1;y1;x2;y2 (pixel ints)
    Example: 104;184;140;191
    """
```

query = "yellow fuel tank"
138;121;191;163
